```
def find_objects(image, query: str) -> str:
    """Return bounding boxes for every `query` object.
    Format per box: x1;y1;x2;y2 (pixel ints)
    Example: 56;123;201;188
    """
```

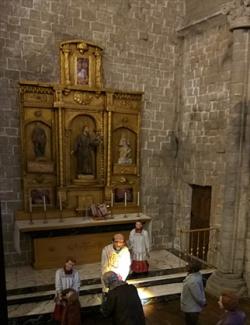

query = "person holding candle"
128;221;150;276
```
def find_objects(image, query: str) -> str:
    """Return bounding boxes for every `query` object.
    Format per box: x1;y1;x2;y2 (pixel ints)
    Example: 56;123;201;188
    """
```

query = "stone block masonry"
0;0;184;265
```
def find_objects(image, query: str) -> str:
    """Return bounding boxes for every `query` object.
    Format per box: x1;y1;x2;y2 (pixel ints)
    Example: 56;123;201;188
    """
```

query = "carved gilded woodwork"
18;40;142;221
60;40;103;88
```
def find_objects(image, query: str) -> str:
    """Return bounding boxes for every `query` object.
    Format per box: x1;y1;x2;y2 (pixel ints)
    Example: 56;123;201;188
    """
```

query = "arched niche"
112;127;137;169
70;114;99;180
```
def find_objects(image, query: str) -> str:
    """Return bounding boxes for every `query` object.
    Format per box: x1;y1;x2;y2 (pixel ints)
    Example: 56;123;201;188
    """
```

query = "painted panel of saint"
31;189;51;206
114;187;133;203
77;58;89;85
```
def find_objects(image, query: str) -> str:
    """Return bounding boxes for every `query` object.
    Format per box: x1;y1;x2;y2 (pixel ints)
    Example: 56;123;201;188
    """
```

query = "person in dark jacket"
61;288;81;325
101;271;146;325
216;291;246;325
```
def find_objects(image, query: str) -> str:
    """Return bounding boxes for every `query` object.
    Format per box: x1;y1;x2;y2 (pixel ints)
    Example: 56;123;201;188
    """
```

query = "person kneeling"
61;288;81;325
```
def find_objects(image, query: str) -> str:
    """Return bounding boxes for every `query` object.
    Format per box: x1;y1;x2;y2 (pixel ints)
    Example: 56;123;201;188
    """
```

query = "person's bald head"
112;233;125;251
103;271;120;288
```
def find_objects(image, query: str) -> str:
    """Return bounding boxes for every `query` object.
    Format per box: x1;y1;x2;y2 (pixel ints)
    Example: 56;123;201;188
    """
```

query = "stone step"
8;268;215;320
7;268;214;305
7;266;185;304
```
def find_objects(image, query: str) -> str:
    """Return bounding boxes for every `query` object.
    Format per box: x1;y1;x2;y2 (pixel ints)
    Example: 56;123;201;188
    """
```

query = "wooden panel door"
190;185;211;260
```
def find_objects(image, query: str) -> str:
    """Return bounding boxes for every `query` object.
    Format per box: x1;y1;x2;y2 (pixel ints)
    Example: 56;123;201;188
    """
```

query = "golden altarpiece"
15;40;150;268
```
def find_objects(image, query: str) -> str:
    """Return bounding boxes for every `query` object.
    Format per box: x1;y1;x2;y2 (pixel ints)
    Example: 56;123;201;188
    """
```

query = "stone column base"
206;271;248;297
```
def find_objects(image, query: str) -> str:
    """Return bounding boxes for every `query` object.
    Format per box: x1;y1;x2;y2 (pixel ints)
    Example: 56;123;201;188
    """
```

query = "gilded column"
63;48;70;86
95;48;103;88
54;88;64;188
107;94;113;187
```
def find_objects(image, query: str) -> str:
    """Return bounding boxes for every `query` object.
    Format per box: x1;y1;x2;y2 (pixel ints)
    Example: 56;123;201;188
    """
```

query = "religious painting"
30;188;52;206
114;187;133;203
77;58;89;85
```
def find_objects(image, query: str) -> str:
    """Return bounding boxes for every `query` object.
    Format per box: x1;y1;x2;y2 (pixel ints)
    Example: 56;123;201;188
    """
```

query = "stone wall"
185;0;230;25
173;15;232;258
0;0;184;265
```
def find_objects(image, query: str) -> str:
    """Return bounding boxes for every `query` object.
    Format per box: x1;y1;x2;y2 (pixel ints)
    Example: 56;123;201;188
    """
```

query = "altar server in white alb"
55;257;81;295
53;257;81;322
101;233;131;291
129;221;150;275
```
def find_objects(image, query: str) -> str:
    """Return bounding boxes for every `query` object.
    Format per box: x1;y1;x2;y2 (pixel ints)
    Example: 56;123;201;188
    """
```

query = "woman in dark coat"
61;288;81;325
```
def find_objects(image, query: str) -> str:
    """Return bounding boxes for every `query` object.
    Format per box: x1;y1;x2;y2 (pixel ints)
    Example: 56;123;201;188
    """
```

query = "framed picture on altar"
114;187;133;203
30;188;53;207
76;58;89;85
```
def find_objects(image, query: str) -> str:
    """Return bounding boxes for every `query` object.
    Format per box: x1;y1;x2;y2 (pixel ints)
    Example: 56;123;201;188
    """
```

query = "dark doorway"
190;185;211;261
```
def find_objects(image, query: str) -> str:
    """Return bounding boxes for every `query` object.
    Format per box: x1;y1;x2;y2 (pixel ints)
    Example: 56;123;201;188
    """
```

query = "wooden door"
190;185;211;261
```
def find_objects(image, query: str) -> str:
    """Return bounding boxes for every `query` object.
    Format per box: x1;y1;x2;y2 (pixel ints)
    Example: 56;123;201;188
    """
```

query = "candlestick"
29;197;33;224
124;191;127;218
59;193;62;211
29;197;32;213
137;191;140;218
58;193;63;222
111;192;114;207
85;207;88;218
43;195;47;223
43;195;46;212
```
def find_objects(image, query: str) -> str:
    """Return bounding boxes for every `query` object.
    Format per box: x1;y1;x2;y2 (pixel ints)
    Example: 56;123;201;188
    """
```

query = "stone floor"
6;249;186;291
8;294;250;324
7;249;192;319
143;294;250;325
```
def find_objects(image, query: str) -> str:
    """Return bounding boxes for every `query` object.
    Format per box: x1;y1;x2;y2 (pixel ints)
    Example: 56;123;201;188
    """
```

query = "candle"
124;191;127;207
59;193;62;211
29;197;32;213
137;192;140;206
111;192;114;207
43;195;46;212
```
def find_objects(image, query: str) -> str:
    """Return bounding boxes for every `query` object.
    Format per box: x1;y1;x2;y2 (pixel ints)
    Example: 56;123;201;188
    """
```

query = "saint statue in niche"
77;58;89;85
31;126;47;158
72;125;100;176
117;136;132;165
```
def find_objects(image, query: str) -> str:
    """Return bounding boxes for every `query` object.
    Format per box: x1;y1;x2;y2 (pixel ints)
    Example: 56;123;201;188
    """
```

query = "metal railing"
179;226;220;266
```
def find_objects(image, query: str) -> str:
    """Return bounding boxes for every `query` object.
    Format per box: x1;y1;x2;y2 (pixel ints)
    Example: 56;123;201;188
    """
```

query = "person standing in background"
180;261;206;325
129;221;150;276
216;291;246;325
